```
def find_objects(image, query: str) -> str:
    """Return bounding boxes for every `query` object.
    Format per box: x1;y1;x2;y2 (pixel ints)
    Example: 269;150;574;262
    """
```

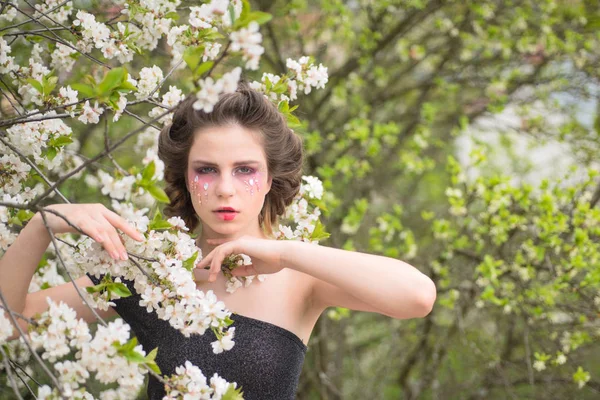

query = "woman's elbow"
416;275;437;317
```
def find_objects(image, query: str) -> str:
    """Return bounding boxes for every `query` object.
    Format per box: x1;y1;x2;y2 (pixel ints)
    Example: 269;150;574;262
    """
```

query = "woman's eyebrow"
191;159;261;166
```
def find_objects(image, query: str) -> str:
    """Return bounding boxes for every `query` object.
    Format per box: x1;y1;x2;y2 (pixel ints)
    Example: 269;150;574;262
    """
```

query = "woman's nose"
215;174;236;197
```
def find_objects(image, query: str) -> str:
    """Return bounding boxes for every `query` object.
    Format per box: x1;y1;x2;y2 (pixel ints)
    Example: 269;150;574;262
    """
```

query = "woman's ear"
266;175;273;194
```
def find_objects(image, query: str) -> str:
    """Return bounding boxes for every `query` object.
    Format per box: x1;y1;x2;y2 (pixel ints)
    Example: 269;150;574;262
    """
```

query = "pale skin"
0;123;436;346
188;124;437;345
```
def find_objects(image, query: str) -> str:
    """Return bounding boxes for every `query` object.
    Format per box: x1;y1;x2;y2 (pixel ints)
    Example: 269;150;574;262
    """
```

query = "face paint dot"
249;179;254;185
203;183;208;190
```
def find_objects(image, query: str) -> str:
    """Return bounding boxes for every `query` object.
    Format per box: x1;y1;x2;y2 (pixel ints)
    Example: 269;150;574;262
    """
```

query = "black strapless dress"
86;273;307;400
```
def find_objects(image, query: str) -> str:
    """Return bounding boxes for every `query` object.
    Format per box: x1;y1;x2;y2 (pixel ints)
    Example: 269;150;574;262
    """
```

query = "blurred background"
255;1;600;399
2;0;599;399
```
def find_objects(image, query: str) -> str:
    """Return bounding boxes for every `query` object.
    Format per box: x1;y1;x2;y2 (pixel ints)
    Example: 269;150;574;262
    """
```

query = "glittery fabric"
86;273;307;399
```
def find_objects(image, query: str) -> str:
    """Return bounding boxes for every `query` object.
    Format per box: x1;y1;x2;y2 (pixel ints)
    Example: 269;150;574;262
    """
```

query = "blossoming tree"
0;0;328;398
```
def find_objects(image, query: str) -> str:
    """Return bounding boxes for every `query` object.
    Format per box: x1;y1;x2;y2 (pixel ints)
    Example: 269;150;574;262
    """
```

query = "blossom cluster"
163;361;239;400
24;298;145;398
250;56;329;103
122;0;181;52
165;0;241;70
0;0;331;397
275;176;324;241
3;113;73;171
73;10;135;63
194;67;243;113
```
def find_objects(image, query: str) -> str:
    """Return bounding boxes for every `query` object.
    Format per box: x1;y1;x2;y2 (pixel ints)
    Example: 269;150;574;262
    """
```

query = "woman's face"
186;124;272;238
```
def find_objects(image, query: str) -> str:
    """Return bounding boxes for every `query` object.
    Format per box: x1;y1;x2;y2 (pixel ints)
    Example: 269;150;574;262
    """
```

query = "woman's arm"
0;214;52;315
281;241;436;320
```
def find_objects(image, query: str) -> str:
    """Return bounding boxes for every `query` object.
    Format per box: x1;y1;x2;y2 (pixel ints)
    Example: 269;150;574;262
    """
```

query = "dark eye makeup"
195;166;255;174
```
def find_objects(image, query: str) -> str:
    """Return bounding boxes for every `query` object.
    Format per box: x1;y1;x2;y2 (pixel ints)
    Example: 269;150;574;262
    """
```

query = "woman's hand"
33;203;145;261
194;236;286;282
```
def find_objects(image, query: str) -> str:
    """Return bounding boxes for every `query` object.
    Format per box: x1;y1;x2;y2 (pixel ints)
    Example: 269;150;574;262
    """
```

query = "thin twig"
0;289;66;398
103;115;129;176
0;76;26;114
0;112;71;127
9;358;43;389
37;210;110;325
11;2;110;69
0;84;23;116
0;304;37;325
0;97;91;128
28;93;192;208
0;136;70;203
0;345;25;400
8;359;38;399
146;58;185;99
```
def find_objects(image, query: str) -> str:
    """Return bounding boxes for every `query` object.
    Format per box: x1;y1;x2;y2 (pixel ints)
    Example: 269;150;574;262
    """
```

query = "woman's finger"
103;209;144;241
197;249;215;270
101;224;126;260
209;251;225;282
193;269;210;282
231;264;256;277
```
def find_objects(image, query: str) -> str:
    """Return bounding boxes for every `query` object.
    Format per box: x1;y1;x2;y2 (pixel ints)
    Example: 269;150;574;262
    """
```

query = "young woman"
0;83;437;399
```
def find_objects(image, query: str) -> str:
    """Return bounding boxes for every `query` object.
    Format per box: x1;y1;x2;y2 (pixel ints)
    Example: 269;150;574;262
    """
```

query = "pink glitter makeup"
190;165;264;201
239;170;261;196
190;172;214;206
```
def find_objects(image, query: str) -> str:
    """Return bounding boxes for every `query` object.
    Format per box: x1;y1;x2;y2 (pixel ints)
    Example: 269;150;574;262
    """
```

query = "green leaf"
71;83;95;98
142;160;156;182
183;46;205;72
117;80;138;92
46;147;57;161
149;219;172;230
278;100;289;113
84;74;97;86
285;112;301;127
165;11;179;20
108;282;133;298
146;347;158;362
194;61;214;79
85;283;107;294
248;11;272;25
146;361;161;374
44;75;58;95
48;135;73;147
152;208;163;223
147;185;170;203
8;216;22;226
17;209;34;222
240;0;250;20
122;336;138;351
27;78;44;94
310;198;329;213
98;67;127;96
125;352;147;363
310;219;330;241
183;251;199;272
228;4;236;25
222;385;245;400
197;30;225;41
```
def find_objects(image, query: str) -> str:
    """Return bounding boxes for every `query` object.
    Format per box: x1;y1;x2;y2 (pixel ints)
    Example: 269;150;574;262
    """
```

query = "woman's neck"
195;224;271;256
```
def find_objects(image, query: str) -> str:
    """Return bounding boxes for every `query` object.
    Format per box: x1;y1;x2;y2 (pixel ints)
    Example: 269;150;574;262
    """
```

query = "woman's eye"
196;167;253;174
238;166;254;174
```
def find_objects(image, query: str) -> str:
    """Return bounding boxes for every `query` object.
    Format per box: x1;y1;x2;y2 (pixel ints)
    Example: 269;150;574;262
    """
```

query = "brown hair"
157;81;304;237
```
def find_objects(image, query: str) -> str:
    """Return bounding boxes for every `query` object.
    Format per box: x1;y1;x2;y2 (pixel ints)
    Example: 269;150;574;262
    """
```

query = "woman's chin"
204;222;240;235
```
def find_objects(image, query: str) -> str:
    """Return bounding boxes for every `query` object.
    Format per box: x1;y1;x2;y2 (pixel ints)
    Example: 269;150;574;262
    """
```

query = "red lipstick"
213;207;239;221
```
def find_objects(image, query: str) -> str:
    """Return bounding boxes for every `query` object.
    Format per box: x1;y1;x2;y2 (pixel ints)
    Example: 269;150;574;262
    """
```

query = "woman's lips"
213;211;238;221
